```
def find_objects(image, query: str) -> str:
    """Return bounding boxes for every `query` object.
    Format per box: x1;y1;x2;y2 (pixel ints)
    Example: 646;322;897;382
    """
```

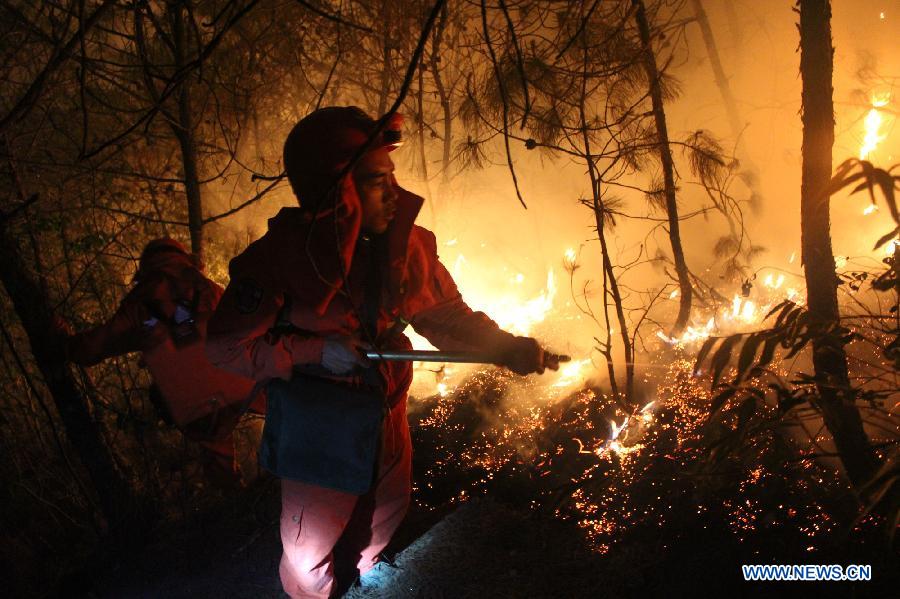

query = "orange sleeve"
206;277;324;381
66;292;145;366
409;251;514;354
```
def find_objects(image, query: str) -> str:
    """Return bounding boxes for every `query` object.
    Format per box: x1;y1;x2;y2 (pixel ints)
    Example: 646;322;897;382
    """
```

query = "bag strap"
361;236;383;343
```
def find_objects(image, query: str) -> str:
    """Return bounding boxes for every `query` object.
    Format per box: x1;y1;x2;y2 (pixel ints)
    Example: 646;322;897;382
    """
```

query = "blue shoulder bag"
259;369;385;495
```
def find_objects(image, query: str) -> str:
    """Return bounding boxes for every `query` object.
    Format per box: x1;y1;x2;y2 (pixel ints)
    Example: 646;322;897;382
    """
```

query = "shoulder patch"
235;278;264;314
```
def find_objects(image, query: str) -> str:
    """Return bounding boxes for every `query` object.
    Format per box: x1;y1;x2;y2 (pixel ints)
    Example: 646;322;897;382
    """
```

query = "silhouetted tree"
797;0;878;487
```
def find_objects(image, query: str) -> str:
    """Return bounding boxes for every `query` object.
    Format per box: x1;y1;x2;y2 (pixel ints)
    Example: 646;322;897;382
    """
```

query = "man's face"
353;146;397;234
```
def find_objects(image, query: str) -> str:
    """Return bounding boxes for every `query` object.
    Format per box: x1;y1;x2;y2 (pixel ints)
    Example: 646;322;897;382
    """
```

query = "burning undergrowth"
406;352;897;571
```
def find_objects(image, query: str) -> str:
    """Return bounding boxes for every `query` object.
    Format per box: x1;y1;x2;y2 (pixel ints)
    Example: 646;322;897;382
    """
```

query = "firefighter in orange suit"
64;238;263;479
205;106;558;598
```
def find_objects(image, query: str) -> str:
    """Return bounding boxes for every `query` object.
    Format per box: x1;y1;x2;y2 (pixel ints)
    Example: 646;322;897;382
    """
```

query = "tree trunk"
690;0;763;212
632;0;692;337
798;0;878;488
690;0;742;149
171;1;204;266
0;224;143;534
579;37;633;406
594;196;634;406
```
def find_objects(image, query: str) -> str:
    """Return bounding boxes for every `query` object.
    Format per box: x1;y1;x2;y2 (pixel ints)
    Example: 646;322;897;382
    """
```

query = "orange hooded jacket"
68;240;258;430
206;184;515;405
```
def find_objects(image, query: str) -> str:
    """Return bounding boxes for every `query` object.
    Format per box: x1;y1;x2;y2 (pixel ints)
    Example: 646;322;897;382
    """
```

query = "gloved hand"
496;336;556;376
321;335;371;375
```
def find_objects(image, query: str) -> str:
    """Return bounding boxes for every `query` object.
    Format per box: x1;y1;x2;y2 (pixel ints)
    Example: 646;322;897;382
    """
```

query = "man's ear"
342;172;363;218
303;175;363;225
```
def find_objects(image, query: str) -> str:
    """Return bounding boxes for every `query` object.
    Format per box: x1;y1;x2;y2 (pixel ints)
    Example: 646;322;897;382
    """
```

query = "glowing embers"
859;92;892;160
412;331;888;561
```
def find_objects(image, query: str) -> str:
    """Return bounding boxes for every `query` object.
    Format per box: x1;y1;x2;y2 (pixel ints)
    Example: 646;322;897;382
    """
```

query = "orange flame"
859;93;891;160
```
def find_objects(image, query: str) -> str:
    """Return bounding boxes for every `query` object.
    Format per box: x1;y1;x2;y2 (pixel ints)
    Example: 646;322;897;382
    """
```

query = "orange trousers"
279;397;412;598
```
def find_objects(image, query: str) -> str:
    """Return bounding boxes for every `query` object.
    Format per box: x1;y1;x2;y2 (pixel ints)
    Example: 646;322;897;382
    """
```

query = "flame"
491;269;557;335
659;272;814;348
730;295;757;323
449;252;557;336
601;418;642;457
763;273;785;289
552;358;591;388
638;400;656;424
596;400;656;457
741;300;756;322
409;251;582;398
859;93;891;160
657;317;715;346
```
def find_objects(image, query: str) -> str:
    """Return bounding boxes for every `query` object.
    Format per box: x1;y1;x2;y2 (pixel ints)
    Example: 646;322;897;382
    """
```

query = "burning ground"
91;352;899;597
401;360;897;592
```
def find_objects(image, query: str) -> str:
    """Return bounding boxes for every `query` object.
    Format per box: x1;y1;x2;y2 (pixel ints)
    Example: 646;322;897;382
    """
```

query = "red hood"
132;251;215;319
229;180;424;316
136;249;193;281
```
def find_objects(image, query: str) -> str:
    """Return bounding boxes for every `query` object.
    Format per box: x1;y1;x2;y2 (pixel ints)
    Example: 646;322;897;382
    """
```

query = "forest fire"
408;250;591;398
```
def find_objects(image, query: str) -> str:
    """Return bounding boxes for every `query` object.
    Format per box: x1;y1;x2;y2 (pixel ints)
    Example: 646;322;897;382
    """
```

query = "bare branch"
0;0;117;136
293;0;373;33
